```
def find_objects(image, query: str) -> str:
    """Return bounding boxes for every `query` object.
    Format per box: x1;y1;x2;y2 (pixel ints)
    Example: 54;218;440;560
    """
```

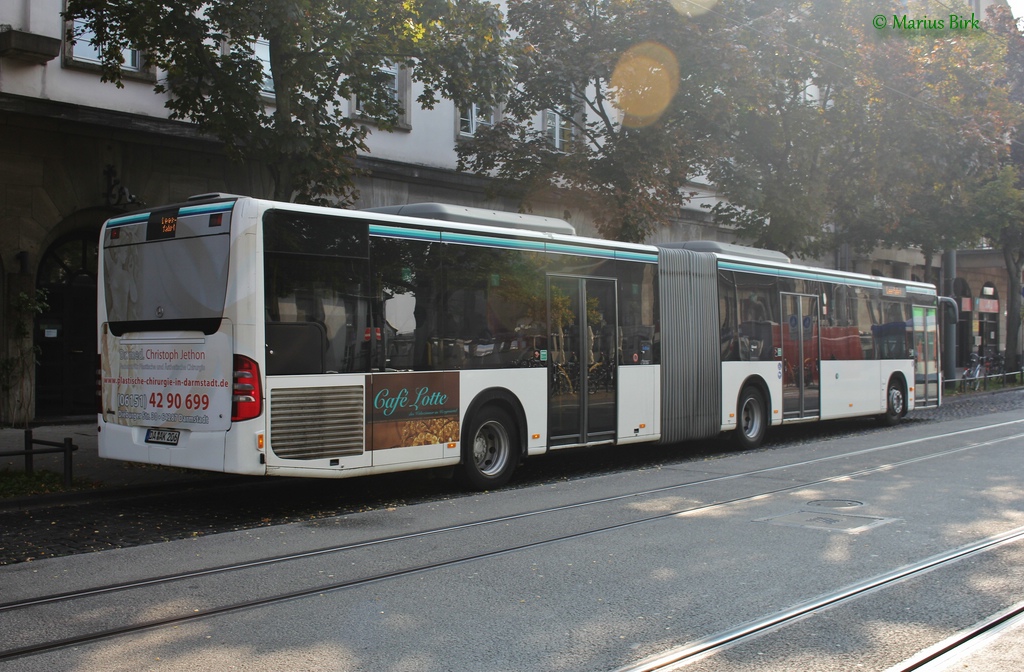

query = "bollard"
24;429;33;476
63;437;74;488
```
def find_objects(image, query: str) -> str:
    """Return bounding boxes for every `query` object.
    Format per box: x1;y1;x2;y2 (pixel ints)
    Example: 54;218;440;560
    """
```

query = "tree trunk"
1002;245;1023;374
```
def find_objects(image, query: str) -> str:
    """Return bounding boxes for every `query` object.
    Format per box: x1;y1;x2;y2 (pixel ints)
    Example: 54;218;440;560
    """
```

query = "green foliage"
65;0;512;204
959;6;1024;372
461;0;1018;259
458;0;731;243
704;0;851;256
707;0;1011;259
65;0;1024;263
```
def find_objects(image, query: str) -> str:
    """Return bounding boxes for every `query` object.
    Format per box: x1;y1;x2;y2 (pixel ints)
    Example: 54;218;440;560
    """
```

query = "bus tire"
879;378;905;426
735;386;767;450
458;405;519;490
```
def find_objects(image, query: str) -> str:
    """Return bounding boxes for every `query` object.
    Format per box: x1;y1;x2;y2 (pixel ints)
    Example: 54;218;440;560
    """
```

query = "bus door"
913;305;940;407
781;293;820;419
547;276;618;446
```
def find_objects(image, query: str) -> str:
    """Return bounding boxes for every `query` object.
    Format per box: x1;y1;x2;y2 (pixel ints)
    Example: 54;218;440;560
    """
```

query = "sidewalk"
0;421;214;506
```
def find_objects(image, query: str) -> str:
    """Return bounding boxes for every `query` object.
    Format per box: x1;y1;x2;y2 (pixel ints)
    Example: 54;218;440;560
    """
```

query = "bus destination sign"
147;208;179;240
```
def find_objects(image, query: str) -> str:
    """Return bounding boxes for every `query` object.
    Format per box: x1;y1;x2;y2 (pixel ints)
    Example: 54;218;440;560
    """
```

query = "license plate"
145;429;180;445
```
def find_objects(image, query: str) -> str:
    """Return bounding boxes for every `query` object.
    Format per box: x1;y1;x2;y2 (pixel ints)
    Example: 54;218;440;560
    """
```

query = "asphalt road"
2;390;1023;671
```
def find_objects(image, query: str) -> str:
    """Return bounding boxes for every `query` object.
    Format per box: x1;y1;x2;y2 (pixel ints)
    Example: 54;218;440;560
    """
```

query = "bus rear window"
103;209;231;333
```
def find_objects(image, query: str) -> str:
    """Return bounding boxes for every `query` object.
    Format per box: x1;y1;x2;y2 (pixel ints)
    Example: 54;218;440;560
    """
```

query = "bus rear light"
232;355;262;422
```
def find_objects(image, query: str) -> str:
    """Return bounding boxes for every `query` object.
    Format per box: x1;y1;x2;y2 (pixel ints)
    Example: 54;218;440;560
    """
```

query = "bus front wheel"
879;379;905;426
458;406;519;490
735;386;767;450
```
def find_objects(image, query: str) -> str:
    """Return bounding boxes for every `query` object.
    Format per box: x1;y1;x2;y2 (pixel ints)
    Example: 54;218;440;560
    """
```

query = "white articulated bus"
97;195;940;489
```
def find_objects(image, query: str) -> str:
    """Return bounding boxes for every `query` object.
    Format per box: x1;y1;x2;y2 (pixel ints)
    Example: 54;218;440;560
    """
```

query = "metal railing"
0;430;78;488
947;354;1023;394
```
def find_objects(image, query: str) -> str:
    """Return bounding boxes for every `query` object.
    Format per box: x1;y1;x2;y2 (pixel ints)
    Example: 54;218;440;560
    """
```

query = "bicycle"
989;352;1006;377
963;352;982;391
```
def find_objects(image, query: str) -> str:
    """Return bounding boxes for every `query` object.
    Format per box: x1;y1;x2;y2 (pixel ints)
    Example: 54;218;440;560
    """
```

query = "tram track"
2;418;1023;664
886;600;1024;671
5;418;1023;614
0;395;1010;567
616;527;1024;672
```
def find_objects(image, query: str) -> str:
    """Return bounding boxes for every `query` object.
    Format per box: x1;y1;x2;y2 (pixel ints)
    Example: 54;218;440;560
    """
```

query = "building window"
254;38;274;95
354;61;411;130
459;104;496;137
544;109;574;151
64;17;153;81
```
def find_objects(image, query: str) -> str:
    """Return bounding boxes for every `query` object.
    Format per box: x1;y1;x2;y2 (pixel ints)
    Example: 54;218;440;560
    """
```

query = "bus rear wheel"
458;406;519;490
735;386;767;450
879;378;905;426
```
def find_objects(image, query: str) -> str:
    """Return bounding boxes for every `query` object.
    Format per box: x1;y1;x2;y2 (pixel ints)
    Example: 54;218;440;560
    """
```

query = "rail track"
3;418;1024;668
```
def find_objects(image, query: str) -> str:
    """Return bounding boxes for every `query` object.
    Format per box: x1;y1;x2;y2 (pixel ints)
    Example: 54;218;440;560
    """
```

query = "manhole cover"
757;510;896;533
806;500;863;508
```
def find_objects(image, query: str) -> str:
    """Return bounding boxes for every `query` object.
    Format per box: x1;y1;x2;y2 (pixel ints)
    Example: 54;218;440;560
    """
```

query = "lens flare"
610;42;680;128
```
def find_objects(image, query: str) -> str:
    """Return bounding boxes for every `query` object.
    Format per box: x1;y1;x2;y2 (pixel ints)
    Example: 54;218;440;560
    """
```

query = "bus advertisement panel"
99;331;233;433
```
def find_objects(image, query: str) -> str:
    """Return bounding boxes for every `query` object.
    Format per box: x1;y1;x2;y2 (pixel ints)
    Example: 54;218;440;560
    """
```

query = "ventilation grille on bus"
269;386;364;460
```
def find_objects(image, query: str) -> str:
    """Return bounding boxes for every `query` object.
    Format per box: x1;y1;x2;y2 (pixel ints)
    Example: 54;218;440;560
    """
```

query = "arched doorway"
35;232;99;417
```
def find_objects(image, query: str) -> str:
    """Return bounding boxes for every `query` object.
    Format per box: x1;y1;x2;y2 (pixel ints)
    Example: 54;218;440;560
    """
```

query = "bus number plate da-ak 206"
145;429;180;446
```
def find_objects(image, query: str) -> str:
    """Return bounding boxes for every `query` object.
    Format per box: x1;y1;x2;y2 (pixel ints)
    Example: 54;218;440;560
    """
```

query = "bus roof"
662;240;791;263
361;202;577;236
107;195;938;295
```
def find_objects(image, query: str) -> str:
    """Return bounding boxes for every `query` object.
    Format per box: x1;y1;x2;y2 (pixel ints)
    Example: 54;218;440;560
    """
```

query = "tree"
966;5;1024;372
968;166;1024;372
865;5;1009;281
457;0;731;243
705;0;860;257
66;0;511;204
709;0;1008;262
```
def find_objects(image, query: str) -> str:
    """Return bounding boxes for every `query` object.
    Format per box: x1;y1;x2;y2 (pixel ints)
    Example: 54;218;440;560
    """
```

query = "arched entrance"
35;232;99;417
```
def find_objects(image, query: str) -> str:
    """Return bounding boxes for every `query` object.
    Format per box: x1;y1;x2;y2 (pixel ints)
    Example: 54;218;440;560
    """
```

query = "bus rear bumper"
97;419;264;476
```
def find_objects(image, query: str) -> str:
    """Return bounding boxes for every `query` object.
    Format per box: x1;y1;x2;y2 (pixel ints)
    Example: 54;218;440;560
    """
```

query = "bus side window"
735;272;775;362
718;270;738;362
442;245;547;370
372;237;441;371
